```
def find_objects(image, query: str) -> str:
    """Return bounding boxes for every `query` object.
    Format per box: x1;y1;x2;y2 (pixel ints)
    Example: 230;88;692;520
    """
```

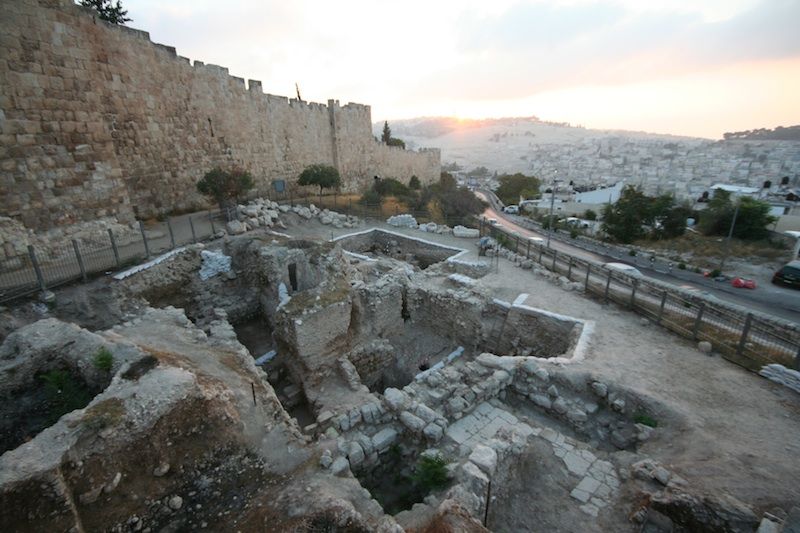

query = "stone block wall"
0;0;440;231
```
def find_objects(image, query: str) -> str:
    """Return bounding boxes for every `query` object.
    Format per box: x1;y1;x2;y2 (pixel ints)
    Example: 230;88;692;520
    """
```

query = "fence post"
166;218;176;249
27;245;47;293
107;228;121;269
515;235;520;254
567;257;573;280
526;240;531;259
657;291;668;324
692;302;706;340
604;271;612;303
189;216;197;243
584;264;591;292
71;239;87;282
736;313;753;357
538;245;543;264
139;221;150;259
552;250;557;271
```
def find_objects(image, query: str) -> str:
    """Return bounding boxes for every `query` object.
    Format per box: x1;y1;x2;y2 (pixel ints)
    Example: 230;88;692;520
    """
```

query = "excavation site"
1;202;798;533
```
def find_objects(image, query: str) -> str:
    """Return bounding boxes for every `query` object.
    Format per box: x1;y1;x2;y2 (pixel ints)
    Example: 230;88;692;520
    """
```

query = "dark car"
772;260;800;289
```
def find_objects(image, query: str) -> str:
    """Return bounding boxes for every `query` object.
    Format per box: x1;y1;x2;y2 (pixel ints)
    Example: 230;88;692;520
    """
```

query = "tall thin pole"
547;171;558;248
719;202;740;272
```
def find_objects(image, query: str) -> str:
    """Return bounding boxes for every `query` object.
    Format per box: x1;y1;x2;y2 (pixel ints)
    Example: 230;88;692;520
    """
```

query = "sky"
123;0;800;139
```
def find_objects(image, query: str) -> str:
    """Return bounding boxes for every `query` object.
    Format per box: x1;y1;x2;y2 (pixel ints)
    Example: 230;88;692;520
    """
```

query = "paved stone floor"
445;400;620;517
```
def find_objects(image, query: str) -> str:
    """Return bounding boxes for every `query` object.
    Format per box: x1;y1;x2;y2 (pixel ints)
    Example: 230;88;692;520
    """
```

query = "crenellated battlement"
0;0;440;230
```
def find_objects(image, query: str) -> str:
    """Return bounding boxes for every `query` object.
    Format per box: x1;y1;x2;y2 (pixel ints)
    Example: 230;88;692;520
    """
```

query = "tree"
386;137;405;149
583;209;597;221
698;190;776;240
601;186;653;243
298;164;341;195
381;121;392;144
409;175;421;190
197;167;254;216
80;0;131;24
495;173;540;205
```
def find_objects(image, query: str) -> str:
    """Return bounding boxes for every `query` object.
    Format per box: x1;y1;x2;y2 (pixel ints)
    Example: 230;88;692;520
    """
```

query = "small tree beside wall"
196;167;254;220
298;164;342;203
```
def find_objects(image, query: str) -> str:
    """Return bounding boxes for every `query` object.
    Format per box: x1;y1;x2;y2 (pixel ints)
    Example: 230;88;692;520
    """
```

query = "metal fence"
0;210;225;304
481;221;800;373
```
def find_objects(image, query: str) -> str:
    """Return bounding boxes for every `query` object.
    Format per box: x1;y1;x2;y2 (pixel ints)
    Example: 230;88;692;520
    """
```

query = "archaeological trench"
0;203;798;532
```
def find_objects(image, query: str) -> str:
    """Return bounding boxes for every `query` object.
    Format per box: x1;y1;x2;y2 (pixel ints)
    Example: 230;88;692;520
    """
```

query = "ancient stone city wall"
0;0;441;231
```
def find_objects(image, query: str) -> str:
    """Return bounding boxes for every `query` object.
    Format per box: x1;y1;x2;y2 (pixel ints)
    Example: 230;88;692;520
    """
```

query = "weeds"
93;347;114;372
39;369;93;423
634;413;658;428
412;454;450;492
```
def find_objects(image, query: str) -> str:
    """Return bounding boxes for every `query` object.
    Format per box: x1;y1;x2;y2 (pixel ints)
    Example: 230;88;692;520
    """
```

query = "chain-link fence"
482;221;800;372
0;210;225;304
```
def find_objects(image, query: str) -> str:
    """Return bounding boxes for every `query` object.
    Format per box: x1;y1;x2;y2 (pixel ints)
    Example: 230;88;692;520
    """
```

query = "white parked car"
602;262;643;278
504;205;519;214
528;236;545;245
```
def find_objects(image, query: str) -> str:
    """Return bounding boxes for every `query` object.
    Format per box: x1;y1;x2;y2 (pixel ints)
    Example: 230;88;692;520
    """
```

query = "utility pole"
719;201;740;272
547;170;559;248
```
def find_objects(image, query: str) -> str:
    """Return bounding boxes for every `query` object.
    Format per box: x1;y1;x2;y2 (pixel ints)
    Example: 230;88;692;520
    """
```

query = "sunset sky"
124;0;800;139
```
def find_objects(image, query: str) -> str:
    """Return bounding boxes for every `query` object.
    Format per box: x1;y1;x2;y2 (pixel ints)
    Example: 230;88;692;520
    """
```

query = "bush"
583;209;597;221
373;178;411;198
93;347;114;372
709;269;722;278
358;189;382;206
39;369;93;423
628;249;637;257
678;262;686;270
197;166;254;214
570;229;579;239
412;454;450;492
409;175;421;190
495;173;540;205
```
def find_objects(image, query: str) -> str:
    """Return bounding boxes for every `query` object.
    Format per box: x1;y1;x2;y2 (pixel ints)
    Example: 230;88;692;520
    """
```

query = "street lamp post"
547;171;560;248
719;202;740;273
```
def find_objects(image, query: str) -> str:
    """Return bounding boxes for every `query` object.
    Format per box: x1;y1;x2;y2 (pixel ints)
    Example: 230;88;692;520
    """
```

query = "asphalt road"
476;190;800;324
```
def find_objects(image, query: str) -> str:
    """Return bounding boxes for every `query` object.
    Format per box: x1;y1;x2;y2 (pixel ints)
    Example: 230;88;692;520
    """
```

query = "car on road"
528;236;545;245
504;205;519;214
772;260;800;289
602;262;643;278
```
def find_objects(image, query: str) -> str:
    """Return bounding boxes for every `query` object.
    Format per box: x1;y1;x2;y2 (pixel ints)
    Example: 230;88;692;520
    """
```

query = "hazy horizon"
124;0;800;139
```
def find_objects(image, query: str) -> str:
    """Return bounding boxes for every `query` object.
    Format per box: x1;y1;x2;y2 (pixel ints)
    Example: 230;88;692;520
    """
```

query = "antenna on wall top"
295;83;302;102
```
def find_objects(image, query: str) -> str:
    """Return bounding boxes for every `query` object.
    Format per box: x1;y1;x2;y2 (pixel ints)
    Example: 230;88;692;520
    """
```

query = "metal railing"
0;210;224;304
482;221;800;373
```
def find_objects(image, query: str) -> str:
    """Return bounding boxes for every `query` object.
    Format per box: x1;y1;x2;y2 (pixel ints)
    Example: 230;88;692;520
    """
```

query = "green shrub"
39;369;93;423
693;267;702;273
677;262;686;270
570;229;579;239
412;454;450;492
196;166;254;213
409;175;421;190
709;269;722;278
93;347;114;372
628;249;637;257
358;189;382;206
634;413;658;428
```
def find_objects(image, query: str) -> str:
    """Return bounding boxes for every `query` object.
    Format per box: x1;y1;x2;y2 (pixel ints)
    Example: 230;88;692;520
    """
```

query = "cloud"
405;0;800;102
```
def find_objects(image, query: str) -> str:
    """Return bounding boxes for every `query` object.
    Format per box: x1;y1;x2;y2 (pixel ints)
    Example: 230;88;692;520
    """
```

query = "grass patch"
634;232;790;267
39;369;93;424
92;347;114;372
80;398;126;432
633;413;658;428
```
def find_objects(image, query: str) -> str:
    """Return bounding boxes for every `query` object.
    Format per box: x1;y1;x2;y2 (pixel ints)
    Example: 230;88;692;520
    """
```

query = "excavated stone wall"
0;0;440;231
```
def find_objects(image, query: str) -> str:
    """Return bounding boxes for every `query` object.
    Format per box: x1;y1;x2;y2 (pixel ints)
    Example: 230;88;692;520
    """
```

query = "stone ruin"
0;224;796;532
